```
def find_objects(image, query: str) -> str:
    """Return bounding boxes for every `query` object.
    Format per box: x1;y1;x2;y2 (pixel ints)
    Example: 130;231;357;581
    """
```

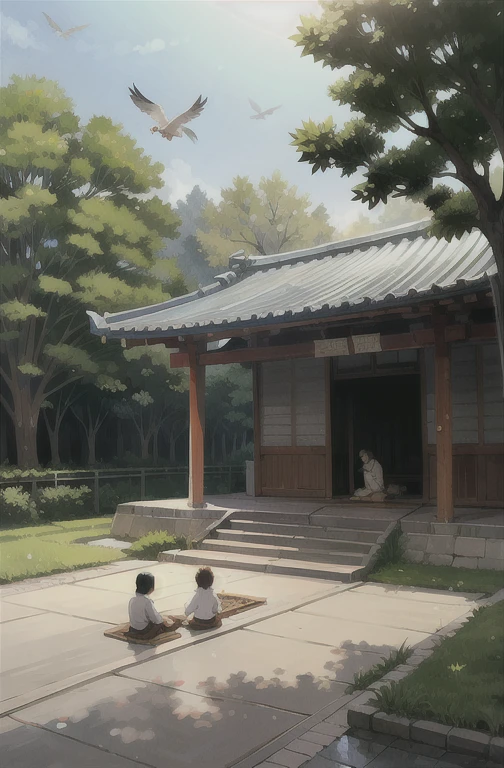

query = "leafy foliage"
371;526;405;571
371;602;504;736
346;641;412;694
290;0;504;277
0;75;184;467
0;486;38;525
197;171;334;266
128;530;191;560
37;485;92;521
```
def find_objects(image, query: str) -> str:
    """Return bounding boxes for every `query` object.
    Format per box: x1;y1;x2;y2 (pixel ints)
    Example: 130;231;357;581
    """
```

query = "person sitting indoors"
127;572;181;640
184;567;222;630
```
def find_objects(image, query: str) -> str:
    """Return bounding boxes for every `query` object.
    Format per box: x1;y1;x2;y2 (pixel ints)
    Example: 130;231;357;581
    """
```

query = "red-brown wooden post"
188;344;205;508
434;313;453;522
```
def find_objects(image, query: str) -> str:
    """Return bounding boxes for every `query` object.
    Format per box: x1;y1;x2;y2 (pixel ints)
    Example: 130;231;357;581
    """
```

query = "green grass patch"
0;517;124;583
346;641;412;694
368;561;504;595
128;530;191;561
371;602;504;735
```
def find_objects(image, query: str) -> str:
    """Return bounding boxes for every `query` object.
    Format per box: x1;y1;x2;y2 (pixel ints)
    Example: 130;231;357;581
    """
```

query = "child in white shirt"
185;567;222;630
127;572;181;640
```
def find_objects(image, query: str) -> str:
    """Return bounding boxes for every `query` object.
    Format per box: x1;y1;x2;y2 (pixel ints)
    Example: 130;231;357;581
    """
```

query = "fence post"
94;471;99;517
228;465;232;493
54;471;58;489
31;479;37;498
140;469;145;501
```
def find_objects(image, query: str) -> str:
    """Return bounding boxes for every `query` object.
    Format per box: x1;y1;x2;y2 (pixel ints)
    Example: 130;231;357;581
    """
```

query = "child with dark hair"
127;572;181;640
184;567;222;630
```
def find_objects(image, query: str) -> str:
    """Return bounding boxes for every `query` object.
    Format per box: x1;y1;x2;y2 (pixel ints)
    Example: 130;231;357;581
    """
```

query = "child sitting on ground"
127;572;181;640
184;567;222;630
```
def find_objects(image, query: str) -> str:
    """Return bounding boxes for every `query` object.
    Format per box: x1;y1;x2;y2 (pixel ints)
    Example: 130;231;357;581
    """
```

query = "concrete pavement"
0;561;490;768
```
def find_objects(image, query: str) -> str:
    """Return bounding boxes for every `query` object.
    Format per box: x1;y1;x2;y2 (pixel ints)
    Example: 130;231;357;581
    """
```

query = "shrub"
371;525;405;571
346;641;412;693
0;486;38;525
37;485;92;521
128;531;191;560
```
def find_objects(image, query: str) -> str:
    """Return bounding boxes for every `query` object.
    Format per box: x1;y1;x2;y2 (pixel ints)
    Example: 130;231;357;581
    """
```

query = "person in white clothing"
185;567;222;630
127;572;181;640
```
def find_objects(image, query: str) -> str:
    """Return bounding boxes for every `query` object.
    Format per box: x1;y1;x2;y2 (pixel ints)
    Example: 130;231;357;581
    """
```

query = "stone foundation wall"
111;501;223;540
402;520;504;570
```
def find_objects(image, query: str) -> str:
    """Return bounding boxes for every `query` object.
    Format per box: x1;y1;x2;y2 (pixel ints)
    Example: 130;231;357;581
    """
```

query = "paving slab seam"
235;586;499;768
0;559;159;596
7;715;159;768
341;590;504;764
229;694;360;768
0;581;356;716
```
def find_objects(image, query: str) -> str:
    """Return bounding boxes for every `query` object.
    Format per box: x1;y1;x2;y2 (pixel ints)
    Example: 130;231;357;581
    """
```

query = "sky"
0;0;371;229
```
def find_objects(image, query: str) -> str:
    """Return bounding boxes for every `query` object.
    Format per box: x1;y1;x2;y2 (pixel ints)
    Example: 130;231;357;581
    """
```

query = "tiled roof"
88;221;495;339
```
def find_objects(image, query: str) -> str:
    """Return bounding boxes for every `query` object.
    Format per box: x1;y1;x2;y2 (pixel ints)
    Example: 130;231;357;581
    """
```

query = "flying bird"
129;84;207;143
248;98;281;120
43;13;89;39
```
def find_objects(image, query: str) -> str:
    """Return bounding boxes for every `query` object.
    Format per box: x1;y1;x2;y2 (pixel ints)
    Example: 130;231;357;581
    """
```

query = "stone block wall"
402;520;504;570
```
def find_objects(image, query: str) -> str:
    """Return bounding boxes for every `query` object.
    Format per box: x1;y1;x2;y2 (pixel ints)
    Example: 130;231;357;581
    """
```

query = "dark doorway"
332;374;423;497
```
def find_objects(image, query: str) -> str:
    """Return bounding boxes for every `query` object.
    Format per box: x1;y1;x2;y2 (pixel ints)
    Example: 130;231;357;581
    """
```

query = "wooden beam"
252;362;262;497
188;344;205;508
170;323;497;368
434;313;453;522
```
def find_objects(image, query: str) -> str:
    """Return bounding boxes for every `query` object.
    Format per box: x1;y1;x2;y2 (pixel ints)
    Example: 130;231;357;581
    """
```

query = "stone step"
310;514;391;531
160;549;364;582
229;519;380;544
217;529;371;554
230;511;313;525
200;539;364;566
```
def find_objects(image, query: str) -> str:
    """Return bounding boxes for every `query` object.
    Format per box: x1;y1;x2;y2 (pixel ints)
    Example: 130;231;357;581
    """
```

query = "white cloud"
1;13;43;50
133;38;166;55
160;159;221;205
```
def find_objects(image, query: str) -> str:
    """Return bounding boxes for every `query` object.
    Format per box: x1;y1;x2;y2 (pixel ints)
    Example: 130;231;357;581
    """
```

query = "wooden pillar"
252;362;262;497
434;314;453;522
188;344;205;508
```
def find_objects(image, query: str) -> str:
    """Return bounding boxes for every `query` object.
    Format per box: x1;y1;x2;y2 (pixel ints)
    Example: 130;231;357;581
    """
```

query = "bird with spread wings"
129;85;208;143
43;13;89;39
248;98;282;120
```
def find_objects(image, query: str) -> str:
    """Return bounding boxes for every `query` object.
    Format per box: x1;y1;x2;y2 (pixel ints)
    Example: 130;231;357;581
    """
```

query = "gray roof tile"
88;221;495;339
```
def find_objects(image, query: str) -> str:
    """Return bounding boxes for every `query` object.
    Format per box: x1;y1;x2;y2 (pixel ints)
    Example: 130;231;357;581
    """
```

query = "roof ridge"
247;219;431;271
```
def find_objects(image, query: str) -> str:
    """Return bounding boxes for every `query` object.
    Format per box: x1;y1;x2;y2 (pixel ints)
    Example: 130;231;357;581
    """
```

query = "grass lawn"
368;561;504;595
0;518;127;584
372;601;504;736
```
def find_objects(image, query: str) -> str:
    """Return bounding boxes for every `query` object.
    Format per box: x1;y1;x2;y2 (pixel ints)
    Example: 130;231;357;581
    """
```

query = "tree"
0;75;182;467
113;345;187;463
197;171;334;266
290;1;503;306
342;197;429;238
161;186;215;288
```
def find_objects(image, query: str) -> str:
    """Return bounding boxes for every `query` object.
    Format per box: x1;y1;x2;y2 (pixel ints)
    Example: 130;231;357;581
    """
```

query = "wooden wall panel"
482;455;504;502
260;453;326;497
453;455;478;503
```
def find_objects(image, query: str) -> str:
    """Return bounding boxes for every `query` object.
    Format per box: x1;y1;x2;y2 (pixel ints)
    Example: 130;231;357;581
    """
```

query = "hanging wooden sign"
314;338;350;357
352;333;382;353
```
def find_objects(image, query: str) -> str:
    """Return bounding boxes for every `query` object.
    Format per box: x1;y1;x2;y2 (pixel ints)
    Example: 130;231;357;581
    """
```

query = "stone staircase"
162;503;404;582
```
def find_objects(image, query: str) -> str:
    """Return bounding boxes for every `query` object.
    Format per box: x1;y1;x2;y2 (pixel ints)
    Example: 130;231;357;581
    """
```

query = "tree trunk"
141;434;151;460
153;428;160;465
116;421;124;460
12;381;39;468
88;432;97;466
48;428;61;466
169;433;176;464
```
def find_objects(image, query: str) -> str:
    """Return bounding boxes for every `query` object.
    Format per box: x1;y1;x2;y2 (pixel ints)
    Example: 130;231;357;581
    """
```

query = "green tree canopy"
290;0;503;286
0;75;183;466
197;171;335;266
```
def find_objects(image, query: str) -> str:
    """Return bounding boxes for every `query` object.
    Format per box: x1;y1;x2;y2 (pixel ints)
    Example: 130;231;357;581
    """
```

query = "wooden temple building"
89;221;503;523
